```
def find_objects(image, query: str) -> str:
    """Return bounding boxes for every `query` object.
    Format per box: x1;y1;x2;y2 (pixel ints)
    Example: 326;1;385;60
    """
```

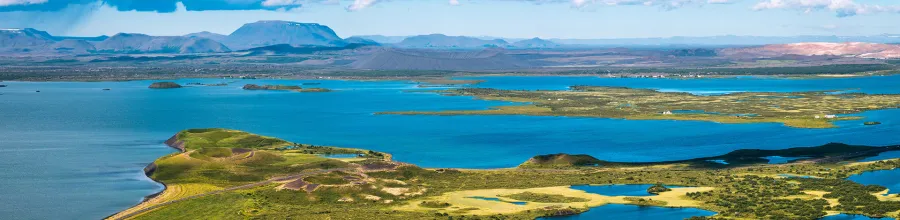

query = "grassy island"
148;82;182;89
380;86;900;128
242;84;331;92
109;129;900;220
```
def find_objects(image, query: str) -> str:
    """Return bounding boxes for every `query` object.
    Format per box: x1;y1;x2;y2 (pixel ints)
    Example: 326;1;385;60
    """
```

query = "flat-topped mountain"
396;34;508;48
94;33;230;53
223;21;346;50
0;28;56;52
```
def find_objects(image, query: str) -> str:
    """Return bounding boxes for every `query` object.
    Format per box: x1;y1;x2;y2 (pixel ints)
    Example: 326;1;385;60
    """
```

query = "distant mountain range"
352;48;531;70
720;42;900;59
94;33;230;54
395;34;509;49
509;37;560;48
548;35;900;46
0;28;229;54
4;20;900;55
357;34;900;47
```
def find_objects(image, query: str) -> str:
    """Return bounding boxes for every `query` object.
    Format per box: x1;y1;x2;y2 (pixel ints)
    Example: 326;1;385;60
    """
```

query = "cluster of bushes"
798;178;900;217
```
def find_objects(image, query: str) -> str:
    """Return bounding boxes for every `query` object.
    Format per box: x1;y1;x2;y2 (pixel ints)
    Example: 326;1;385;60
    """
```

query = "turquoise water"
537;204;715;220
1;76;900;219
570;184;681;196
822;214;896;220
862;151;900;162
848;169;900;195
707;159;730;164
765;156;809;164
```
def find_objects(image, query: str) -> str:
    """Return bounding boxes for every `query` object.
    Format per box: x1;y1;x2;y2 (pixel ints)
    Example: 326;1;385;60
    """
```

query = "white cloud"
340;0;726;11
261;0;305;7
0;0;48;7
753;0;900;17
347;0;378;11
707;0;732;4
328;0;898;16
573;0;716;9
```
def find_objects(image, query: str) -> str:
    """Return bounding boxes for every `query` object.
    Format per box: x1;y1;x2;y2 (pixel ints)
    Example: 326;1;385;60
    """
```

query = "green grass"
419;201;452;208
177;129;289;150
124;129;900;220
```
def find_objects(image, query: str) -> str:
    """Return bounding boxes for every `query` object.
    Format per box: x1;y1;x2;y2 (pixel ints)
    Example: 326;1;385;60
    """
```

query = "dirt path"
109;168;353;220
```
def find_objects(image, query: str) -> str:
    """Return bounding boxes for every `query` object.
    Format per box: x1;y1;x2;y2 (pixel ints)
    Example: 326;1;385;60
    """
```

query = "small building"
662;111;673;115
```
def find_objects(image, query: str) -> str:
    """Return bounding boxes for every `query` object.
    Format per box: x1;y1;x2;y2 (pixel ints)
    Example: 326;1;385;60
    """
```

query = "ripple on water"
847;169;900;195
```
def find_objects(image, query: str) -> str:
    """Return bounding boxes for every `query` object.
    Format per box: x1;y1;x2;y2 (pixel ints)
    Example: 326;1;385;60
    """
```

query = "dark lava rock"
647;184;672;195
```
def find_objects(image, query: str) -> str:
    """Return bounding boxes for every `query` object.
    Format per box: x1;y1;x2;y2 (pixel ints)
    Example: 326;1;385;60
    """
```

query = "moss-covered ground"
111;129;900;220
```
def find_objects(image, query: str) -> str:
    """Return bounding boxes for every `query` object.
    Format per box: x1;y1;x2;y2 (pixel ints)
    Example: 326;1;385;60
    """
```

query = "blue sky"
1;0;899;39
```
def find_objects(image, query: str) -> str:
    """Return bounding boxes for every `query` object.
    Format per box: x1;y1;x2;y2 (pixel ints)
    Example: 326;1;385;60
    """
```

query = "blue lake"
708;159;730;165
847;169;900;195
570;184;681;196
2;75;900;219
538;204;715;220
862;151;900;162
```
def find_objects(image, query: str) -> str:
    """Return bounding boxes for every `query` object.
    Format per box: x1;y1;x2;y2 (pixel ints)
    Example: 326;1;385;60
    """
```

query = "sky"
1;0;899;39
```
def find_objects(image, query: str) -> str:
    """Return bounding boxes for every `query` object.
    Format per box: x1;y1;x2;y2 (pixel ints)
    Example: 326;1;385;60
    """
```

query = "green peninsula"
110;129;900;220
381;86;900;128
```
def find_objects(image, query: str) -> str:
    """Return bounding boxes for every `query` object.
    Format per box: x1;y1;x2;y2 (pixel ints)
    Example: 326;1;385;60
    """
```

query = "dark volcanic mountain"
241;43;370;55
396;34;508;49
224;21;346;50
352;48;530;70
94;33;230;53
185;31;228;42
51;39;96;54
0;28;56;52
510;37;559;48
